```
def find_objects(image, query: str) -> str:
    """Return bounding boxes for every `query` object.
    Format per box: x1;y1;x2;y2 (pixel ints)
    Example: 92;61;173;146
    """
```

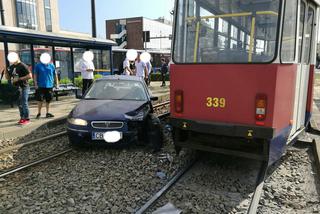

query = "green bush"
60;77;72;84
94;74;103;80
74;76;82;88
150;73;169;81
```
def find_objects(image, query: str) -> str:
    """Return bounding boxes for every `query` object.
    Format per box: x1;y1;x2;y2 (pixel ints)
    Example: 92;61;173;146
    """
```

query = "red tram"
170;0;319;164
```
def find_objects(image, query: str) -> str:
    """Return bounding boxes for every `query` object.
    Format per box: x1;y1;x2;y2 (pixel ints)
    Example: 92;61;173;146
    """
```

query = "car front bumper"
67;127;139;145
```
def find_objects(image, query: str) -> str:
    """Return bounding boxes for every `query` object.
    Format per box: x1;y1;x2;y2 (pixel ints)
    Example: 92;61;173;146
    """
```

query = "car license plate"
92;132;105;140
92;132;123;143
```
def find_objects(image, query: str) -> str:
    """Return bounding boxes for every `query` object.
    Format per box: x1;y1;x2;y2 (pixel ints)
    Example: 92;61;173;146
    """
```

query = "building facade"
0;0;61;67
106;17;172;50
0;0;60;32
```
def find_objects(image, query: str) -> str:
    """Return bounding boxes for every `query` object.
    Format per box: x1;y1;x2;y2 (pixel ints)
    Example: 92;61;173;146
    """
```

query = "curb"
0;116;68;140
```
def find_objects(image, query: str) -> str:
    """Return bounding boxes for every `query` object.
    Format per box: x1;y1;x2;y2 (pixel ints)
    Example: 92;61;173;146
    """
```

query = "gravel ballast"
0;140;193;213
258;139;320;214
148;153;261;214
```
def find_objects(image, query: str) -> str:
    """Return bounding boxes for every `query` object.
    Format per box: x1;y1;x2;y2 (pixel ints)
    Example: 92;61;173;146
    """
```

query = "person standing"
135;54;148;83
145;60;152;86
5;52;32;125
160;58;168;87
81;51;95;95
34;53;59;119
123;58;133;75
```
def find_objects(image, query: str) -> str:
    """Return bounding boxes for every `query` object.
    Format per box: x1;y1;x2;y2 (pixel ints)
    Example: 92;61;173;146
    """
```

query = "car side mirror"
150;96;158;101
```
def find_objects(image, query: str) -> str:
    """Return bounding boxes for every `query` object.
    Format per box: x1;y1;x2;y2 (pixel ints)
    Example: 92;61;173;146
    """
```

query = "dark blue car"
67;76;162;148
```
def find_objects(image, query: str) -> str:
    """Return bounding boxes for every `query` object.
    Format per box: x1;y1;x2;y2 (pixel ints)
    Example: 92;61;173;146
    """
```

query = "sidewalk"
0;81;170;139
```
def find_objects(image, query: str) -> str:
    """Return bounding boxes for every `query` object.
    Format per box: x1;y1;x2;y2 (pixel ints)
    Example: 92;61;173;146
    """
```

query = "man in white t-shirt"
81;55;95;95
123;58;133;75
135;54;148;82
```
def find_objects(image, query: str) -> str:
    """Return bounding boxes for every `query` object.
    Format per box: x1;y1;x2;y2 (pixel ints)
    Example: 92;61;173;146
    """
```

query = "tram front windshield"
173;0;281;63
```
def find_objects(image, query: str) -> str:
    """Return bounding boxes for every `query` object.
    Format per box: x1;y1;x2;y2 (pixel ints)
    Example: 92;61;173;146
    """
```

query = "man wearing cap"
5;52;32;125
34;53;59;119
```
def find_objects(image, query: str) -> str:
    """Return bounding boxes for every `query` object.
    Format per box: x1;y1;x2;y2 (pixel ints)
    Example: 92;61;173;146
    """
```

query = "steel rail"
157;112;170;120
0;131;67;155
247;162;268;214
0;149;72;178
135;159;196;214
153;101;170;109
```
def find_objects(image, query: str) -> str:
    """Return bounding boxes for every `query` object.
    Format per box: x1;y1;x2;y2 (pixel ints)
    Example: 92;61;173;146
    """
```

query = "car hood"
71;100;149;121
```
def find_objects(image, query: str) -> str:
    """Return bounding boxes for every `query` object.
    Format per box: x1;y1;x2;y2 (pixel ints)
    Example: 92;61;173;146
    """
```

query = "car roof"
97;75;144;82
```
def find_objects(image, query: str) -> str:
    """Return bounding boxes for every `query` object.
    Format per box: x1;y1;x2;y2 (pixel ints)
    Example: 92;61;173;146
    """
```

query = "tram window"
298;2;306;63
303;6;314;64
281;0;298;63
173;0;281;64
54;47;72;80
33;45;53;65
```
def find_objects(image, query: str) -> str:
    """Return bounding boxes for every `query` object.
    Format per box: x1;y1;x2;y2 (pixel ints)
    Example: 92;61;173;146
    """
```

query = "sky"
58;0;174;38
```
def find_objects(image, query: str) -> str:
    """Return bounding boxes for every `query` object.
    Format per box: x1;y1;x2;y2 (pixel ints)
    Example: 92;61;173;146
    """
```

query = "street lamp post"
91;0;96;38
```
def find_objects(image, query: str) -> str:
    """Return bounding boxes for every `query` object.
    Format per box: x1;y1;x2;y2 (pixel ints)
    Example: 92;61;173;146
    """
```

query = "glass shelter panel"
174;0;281;63
73;48;85;78
54;47;72;81
9;43;32;68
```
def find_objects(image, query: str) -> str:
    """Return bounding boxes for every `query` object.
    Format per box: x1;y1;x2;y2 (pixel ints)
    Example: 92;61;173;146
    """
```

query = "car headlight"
68;118;88;126
124;111;145;121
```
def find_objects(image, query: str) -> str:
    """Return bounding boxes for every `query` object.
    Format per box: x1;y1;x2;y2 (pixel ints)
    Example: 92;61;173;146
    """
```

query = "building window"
44;0;52;32
16;0;38;30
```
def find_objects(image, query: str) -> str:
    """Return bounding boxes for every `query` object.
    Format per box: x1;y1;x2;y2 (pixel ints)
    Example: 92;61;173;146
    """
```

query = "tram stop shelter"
0;26;117;81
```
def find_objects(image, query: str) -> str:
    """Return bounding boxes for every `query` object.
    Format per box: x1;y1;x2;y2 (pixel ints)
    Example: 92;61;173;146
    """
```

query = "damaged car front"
67;76;157;146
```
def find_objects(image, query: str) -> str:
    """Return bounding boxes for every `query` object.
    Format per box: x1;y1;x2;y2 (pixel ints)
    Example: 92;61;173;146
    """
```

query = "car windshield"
85;80;148;101
174;0;281;63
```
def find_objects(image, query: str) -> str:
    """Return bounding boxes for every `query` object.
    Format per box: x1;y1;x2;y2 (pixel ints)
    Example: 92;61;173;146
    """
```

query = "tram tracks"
0;101;171;179
134;153;262;214
135;138;319;214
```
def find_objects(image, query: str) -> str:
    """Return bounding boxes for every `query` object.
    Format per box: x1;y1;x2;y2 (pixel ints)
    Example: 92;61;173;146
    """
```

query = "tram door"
292;0;316;136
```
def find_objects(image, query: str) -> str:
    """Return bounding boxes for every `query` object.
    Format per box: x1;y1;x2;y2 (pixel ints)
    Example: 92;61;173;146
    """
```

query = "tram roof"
0;26;117;49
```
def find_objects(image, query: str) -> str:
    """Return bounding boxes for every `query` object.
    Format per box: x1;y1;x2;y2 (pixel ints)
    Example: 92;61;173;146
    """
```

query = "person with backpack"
160;58;168;87
5;52;32;125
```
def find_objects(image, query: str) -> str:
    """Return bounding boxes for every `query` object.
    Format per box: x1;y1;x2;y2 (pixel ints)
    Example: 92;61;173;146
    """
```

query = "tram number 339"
206;97;226;108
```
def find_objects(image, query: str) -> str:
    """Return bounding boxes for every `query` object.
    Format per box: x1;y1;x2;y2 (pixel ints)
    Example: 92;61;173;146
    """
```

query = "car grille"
91;121;124;129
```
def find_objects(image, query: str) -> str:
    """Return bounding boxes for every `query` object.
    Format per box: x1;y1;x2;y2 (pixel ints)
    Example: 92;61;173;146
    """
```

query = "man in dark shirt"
5;52;32;125
160;58;168;87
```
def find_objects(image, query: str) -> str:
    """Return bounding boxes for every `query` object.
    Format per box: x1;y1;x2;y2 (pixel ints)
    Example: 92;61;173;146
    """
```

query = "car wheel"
147;114;163;152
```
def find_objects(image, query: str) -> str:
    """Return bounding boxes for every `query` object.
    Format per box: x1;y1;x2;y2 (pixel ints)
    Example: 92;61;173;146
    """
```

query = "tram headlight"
68;118;88;126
